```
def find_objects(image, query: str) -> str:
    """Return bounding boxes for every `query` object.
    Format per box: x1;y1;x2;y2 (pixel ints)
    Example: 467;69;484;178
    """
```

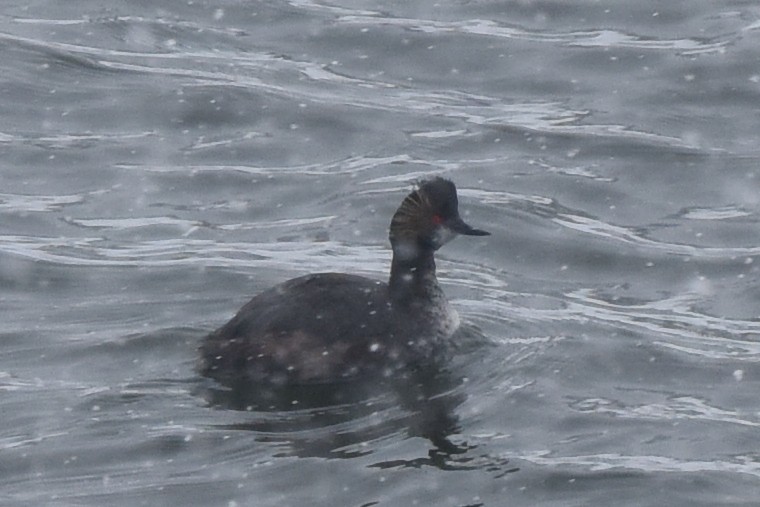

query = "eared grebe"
199;177;489;385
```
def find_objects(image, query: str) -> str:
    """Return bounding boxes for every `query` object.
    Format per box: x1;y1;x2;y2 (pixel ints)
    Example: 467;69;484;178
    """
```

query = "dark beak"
447;216;490;236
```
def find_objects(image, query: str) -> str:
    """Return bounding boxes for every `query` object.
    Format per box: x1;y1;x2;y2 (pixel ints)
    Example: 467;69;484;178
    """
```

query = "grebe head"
389;177;489;259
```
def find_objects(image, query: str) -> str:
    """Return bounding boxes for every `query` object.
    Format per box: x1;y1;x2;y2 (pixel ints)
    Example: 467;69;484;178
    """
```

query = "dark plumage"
199;177;489;385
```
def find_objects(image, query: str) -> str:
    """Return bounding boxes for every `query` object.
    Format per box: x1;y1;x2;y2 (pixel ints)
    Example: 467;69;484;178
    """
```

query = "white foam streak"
0;31;700;150
0;235;389;274
338;16;729;55
0;193;84;212
572;395;760;428
554;213;760;258
461;288;760;361
521;450;760;477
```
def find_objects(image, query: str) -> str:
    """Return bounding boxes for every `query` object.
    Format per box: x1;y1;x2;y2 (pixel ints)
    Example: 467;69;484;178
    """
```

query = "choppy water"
2;1;760;505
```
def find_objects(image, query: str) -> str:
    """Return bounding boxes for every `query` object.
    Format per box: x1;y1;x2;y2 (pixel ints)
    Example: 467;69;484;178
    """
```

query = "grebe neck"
388;243;440;303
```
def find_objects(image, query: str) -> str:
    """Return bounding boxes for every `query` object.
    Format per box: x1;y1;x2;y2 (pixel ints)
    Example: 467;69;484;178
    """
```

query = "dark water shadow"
192;322;519;475
197;364;475;464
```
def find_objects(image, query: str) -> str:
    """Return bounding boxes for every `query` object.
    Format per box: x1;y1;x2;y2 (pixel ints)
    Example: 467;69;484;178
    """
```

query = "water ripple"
521;450;760;477
62;215;336;233
285;0;379;17
677;206;753;221
0;192;84;212
463;287;760;361
0;130;155;149
466;187;760;257
565;289;760;360
554;212;760;258
569;395;760;428
123;154;449;176
13;14;250;38
0;28;703;150
338;16;730;55
0;234;389;273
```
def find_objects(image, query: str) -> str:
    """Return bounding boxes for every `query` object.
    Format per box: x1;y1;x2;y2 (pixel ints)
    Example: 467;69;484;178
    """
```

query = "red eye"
432;214;443;225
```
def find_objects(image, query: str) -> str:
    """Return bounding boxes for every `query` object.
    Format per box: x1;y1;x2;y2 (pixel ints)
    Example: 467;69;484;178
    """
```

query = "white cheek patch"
434;226;457;247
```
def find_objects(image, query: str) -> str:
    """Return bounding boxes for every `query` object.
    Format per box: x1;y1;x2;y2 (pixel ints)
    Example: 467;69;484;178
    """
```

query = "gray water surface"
2;1;760;505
